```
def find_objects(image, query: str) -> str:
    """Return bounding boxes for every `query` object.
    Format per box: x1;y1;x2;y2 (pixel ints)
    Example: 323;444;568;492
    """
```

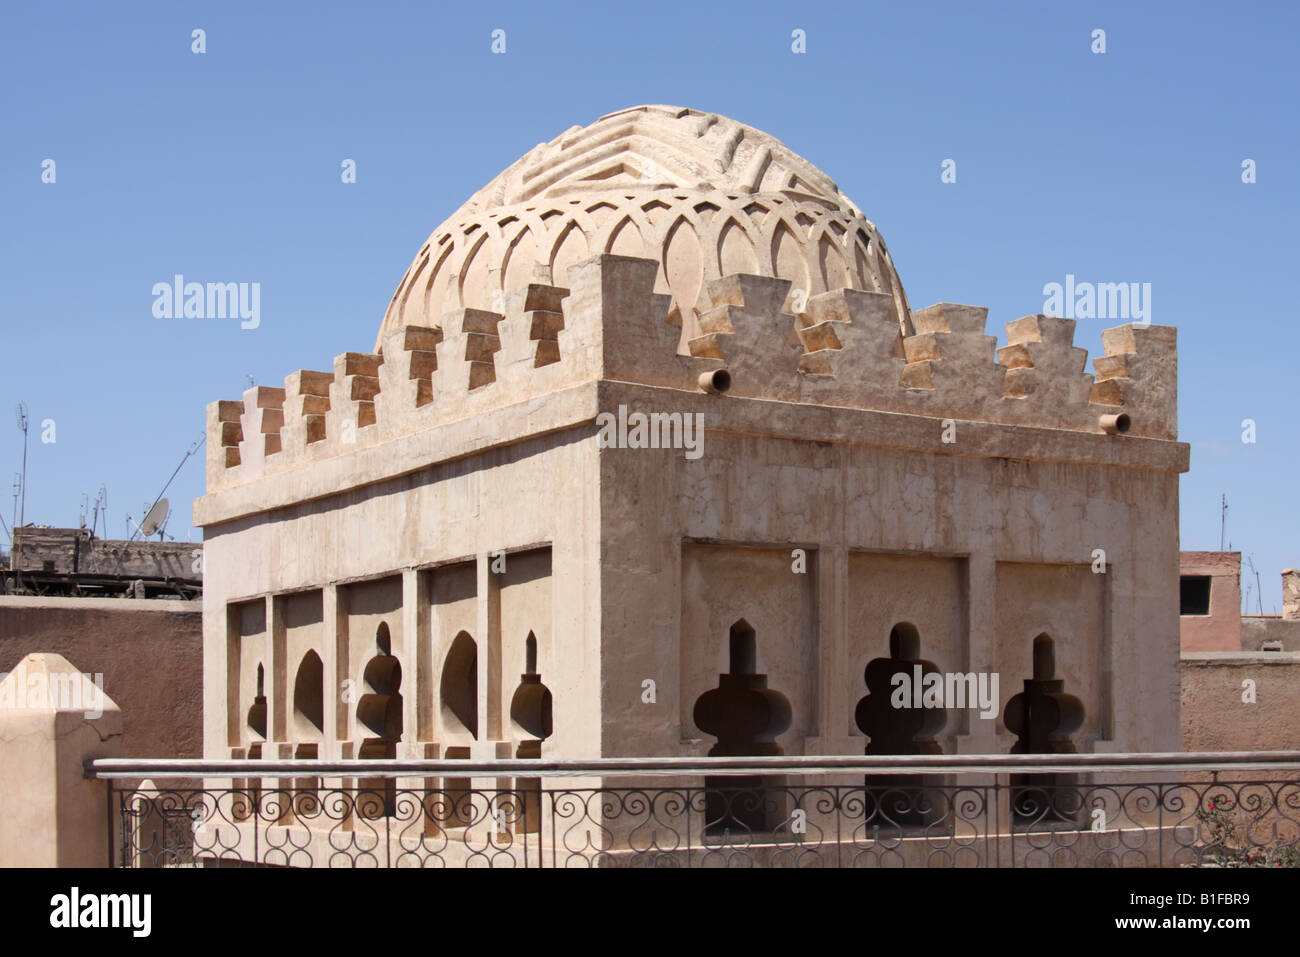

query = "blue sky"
2;1;1295;608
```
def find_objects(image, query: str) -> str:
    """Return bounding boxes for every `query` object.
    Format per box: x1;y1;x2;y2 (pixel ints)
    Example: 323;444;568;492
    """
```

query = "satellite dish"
140;498;170;537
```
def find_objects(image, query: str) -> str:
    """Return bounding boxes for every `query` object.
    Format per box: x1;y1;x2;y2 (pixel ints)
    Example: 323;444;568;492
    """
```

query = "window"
1180;576;1212;616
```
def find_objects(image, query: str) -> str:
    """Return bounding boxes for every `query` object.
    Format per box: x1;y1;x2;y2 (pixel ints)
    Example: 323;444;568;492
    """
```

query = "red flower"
1209;803;1215;810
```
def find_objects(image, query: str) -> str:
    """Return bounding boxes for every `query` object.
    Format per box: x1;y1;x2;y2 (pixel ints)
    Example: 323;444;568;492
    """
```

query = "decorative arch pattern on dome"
377;106;910;351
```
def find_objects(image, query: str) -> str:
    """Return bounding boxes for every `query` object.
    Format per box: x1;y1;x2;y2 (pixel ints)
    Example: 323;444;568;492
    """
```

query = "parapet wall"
1181;652;1300;751
206;254;1179;493
0;597;202;759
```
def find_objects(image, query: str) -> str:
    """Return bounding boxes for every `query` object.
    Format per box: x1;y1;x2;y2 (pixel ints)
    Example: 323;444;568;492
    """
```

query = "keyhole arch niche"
356;622;403;744
246;663;268;742
355;622;404;818
509;631;553;746
854;622;948;828
1003;632;1086;825
692;618;792;835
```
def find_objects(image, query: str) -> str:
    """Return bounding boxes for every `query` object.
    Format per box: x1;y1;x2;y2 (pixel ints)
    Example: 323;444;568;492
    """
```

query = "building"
3;525;201;599
1179;554;1300;752
0;526;203;760
1178;550;1242;652
195;105;1188;792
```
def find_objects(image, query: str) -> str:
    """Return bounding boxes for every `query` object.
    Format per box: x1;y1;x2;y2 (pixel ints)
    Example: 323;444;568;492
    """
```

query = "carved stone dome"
378;105;910;351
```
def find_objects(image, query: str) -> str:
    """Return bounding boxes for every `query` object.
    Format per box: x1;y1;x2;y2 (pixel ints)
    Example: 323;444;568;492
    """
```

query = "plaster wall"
0;596;201;759
598;411;1180;758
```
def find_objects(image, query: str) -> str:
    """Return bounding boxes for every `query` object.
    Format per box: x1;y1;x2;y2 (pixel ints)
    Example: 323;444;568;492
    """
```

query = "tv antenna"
1245;555;1264;615
130;433;203;542
90;485;107;539
1219;494;1228;551
8;473;17;559
13;403;28;570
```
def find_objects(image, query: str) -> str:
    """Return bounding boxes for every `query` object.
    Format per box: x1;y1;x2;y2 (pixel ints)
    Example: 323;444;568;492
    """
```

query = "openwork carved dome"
378;105;910;350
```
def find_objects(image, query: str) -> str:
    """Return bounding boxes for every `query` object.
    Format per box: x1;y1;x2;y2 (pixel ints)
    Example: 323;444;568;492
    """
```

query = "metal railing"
87;752;1300;868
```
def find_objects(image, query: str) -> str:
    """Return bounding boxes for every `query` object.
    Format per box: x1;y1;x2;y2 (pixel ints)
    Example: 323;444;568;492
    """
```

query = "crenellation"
900;302;1006;419
496;283;570;375
330;352;384;445
996;315;1103;431
690;274;801;401
439;308;503;391
1091;324;1178;439
282;370;335;466
563;254;702;391
235;386;286;479
376;325;441;436
796;289;909;408
207;400;244;486
203;261;1182;493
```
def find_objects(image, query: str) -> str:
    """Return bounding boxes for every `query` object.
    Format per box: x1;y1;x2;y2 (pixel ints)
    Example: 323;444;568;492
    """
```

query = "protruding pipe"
1099;413;1131;435
698;369;731;395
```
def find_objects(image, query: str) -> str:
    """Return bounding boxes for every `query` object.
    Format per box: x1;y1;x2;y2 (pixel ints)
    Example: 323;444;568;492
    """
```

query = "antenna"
91;485;107;539
130;434;204;542
1246;555;1263;616
8;473;17;564
1220;494;1229;551
79;493;88;529
12;404;28;574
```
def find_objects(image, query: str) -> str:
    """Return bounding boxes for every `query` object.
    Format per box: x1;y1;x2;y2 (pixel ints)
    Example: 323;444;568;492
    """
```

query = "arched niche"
356;622;403;743
1004;633;1086;825
246;663;267;741
441;631;479;739
293;650;325;739
692;619;792;836
509;631;553;742
693;618;791;757
853;622;947;828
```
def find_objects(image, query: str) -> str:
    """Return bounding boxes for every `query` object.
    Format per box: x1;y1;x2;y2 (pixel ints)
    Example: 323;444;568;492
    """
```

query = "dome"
378;105;910;352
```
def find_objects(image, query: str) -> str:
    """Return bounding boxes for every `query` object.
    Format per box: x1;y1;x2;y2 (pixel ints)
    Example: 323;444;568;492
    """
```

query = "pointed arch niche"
227;598;267;751
441;630;478;739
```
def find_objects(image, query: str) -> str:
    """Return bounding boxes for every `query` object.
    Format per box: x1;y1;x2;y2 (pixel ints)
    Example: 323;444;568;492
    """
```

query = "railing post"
995;778;1004;868
106;781;116;868
1157;783;1164;866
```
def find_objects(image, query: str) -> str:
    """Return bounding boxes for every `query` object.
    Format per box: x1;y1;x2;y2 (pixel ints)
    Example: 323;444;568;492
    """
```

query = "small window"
1180;576;1212;615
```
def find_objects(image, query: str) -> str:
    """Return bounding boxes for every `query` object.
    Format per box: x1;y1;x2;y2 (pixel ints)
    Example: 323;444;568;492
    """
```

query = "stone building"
195;105;1188;781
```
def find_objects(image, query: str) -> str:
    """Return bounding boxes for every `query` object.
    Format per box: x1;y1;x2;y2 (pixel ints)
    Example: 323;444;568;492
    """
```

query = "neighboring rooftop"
2;525;201;600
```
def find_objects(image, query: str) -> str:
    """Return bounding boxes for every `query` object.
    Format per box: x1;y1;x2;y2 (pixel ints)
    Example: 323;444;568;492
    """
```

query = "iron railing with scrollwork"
86;753;1300;868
